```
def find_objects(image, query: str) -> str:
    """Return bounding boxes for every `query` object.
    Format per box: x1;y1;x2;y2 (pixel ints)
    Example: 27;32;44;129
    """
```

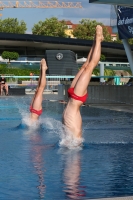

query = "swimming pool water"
0;96;133;200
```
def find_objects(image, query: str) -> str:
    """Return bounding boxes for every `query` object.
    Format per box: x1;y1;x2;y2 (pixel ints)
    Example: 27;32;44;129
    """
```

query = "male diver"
29;58;48;121
62;25;104;140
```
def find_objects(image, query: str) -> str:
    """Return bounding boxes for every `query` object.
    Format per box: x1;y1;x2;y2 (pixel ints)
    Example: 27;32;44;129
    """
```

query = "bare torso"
62;98;83;138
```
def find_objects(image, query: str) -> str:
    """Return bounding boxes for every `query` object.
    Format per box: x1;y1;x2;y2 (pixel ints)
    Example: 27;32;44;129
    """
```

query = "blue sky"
0;0;111;33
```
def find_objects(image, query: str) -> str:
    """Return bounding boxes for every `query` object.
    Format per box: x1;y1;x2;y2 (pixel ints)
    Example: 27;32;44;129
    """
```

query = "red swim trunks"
68;87;88;103
30;106;42;116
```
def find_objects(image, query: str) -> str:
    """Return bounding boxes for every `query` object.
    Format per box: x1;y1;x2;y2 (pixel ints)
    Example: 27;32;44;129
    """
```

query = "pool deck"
25;90;133;114
43;92;133;114
88;104;133;114
2;90;133;114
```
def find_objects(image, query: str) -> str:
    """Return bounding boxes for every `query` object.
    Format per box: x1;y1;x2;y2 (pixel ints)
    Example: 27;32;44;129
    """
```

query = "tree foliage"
100;54;106;61
32;17;68;37
2;51;19;62
0;64;40;82
0;18;27;34
73;19;111;41
93;68;100;76
128;38;133;45
104;69;115;82
93;68;115;80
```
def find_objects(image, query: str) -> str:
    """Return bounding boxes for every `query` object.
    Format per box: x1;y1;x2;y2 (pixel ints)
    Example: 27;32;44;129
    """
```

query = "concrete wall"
87;86;133;104
59;85;133;104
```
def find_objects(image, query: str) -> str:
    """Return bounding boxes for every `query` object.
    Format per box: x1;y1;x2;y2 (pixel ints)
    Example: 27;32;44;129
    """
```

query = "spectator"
30;72;33;85
0;74;9;95
120;74;124;85
114;75;120;85
33;72;36;82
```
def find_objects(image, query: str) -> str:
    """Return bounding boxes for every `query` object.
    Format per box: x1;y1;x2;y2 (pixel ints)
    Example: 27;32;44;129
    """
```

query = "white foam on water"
15;98;84;149
18;109;84;149
40;117;84;149
17;105;42;134
58;126;84;150
40;117;58;130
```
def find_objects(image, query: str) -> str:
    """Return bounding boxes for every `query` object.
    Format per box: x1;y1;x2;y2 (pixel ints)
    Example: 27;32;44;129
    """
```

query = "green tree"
73;19;111;42
100;54;106;61
32;17;68;37
104;69;115;82
0;18;27;34
2;51;19;63
104;69;115;76
128;38;133;45
93;68;100;76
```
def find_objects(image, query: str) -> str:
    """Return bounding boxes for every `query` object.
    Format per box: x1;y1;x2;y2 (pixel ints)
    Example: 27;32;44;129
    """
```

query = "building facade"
0;32;130;63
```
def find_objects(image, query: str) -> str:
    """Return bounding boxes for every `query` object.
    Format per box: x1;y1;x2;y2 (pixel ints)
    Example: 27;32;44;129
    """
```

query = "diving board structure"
89;0;133;7
89;0;133;75
45;50;78;75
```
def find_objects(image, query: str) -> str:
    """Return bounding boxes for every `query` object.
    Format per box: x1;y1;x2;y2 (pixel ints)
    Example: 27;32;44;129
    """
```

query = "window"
67;25;72;29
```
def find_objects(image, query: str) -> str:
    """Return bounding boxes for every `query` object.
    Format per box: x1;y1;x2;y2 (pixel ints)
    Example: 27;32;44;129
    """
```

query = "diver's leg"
5;83;8;95
30;64;42;106
70;37;96;88
30;59;47;119
74;25;103;96
1;85;3;95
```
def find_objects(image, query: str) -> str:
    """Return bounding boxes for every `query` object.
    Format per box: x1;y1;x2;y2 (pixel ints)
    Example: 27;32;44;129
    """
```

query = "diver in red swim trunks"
30;58;48;121
62;25;104;139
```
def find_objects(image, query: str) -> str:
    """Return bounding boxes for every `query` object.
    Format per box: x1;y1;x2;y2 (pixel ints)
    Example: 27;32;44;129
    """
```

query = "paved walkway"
88;104;133;114
2;90;133;114
25;90;59;100
26;91;133;114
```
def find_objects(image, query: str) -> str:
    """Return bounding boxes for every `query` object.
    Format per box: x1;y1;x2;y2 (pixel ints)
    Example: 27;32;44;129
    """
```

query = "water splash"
14;96;84;149
39;117;84;149
15;104;42;134
16;105;84;149
58;126;84;150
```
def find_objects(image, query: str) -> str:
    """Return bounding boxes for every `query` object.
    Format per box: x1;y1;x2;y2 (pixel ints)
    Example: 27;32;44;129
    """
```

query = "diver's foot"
96;25;104;42
40;58;48;71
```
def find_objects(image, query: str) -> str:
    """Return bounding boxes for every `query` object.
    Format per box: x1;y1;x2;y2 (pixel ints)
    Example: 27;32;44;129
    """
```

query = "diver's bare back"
62;98;83;139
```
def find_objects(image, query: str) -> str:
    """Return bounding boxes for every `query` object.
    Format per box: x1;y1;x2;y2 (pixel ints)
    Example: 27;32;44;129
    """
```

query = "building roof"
0;32;130;60
65;20;73;25
0;31;122;48
65;20;78;29
105;26;117;37
105;26;113;35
